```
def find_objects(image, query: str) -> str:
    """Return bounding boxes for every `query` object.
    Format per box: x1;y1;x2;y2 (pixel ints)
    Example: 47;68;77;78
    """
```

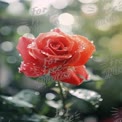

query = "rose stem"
57;81;66;114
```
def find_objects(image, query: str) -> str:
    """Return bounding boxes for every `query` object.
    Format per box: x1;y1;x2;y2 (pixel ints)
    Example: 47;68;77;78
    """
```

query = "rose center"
51;42;62;50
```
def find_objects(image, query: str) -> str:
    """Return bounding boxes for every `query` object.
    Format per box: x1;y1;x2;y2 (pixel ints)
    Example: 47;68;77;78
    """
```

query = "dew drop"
91;41;94;43
90;56;93;58
59;111;64;116
69;90;75;94
99;98;103;101
46;93;56;100
35;92;39;96
7;97;13;100
41;50;47;55
19;54;21;56
31;42;35;46
95;105;99;108
68;55;72;58
55;82;58;86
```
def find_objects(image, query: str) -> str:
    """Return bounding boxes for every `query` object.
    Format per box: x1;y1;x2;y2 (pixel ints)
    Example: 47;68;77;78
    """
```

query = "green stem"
57;81;66;112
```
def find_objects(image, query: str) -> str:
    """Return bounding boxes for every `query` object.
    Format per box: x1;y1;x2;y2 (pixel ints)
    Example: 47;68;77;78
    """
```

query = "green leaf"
22;114;48;122
69;89;103;108
1;96;33;108
13;89;40;106
49;117;63;122
0;89;40;108
46;100;62;109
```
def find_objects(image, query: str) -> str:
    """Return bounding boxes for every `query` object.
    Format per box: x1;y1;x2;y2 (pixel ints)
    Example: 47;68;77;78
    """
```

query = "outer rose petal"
16;37;36;62
74;65;89;81
52;28;91;66
19;61;46;77
17;37;46;77
50;65;88;85
67;35;96;66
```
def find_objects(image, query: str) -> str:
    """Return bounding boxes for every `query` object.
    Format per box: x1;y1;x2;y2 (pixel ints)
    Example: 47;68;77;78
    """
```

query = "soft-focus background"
0;0;122;122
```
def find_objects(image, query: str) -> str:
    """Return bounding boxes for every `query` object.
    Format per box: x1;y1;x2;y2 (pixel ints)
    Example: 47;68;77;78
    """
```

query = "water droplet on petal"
41;50;47;55
90;56;93;58
19;54;21;56
91;41;94;43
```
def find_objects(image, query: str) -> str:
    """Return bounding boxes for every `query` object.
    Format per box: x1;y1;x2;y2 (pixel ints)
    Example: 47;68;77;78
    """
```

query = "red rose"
17;28;95;85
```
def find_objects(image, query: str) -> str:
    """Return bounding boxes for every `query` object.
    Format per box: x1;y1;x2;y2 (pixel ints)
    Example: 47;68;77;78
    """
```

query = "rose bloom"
17;28;95;85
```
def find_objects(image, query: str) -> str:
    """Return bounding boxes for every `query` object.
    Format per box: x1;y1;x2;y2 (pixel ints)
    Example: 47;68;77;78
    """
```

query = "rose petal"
41;50;72;60
35;29;79;63
28;41;70;69
67;35;96;66
19;61;46;77
50;65;88;85
17;37;46;77
52;28;61;33
76;35;95;64
49;40;69;55
36;32;67;50
52;28;79;53
16;37;36;62
29;46;70;69
28;41;46;62
74;65;89;81
36;34;71;54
